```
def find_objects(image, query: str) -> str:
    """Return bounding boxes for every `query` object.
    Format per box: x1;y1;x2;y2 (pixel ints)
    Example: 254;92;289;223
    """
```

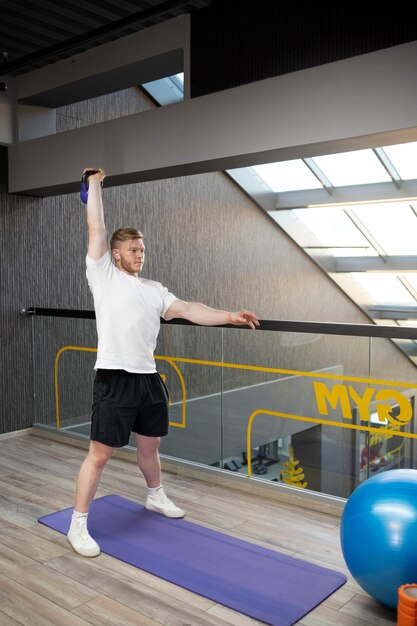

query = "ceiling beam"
273;180;417;210
368;306;417;320
15;16;189;107
8;40;417;196
331;256;417;273
2;0;196;76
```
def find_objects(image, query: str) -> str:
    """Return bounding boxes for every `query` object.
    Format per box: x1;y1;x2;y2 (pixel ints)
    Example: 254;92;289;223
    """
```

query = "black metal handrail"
22;307;417;340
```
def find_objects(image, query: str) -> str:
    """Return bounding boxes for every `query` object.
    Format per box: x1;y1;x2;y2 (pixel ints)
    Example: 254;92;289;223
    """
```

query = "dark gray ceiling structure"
2;0;417;90
0;0;211;75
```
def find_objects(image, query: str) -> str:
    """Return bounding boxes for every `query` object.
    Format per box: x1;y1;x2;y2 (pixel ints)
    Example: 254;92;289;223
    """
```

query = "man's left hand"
230;310;260;329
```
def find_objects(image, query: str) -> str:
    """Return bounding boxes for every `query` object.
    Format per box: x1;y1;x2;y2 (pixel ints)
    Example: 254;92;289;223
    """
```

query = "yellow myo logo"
313;382;412;425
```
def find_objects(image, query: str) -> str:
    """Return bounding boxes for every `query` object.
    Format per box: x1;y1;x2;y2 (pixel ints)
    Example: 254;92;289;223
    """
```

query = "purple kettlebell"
80;169;100;204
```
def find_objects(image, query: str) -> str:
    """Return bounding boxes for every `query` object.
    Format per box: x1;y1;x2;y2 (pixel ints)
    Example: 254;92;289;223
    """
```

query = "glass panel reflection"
157;324;223;466
221;327;371;498
367;336;417;480
31;313;417;503
32;315;97;431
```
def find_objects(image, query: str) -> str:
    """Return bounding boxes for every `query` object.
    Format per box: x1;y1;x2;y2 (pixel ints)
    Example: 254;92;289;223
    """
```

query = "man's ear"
112;249;120;260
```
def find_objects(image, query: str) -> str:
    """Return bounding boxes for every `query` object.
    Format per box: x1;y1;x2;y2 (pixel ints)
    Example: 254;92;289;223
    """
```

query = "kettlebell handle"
80;169;101;204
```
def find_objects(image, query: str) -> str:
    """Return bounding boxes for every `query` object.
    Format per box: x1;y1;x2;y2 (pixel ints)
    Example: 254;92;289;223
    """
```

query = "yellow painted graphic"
314;382;412;425
54;350;417;480
54;346;97;430
155;355;187;428
54;347;187;430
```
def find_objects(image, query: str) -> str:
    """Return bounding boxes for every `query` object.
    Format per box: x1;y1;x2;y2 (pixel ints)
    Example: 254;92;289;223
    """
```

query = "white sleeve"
161;289;178;319
86;251;115;286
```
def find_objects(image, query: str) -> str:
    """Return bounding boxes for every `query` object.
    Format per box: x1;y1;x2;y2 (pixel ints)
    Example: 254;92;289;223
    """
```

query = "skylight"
351;274;416;306
311;149;391;186
252;160;323;192
245;143;417;338
292;207;371;248
401;275;417;294
382;141;417;180
351;203;417;255
141;74;184;106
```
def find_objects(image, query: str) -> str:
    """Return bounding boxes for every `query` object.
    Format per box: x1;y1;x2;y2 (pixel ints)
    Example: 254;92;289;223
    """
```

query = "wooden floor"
0;433;398;626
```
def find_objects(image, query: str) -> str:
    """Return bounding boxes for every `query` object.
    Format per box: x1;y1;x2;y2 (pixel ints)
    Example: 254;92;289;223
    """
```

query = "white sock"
72;510;88;520
147;485;162;496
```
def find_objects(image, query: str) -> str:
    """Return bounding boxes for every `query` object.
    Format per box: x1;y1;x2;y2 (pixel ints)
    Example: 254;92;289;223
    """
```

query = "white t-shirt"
86;251;177;373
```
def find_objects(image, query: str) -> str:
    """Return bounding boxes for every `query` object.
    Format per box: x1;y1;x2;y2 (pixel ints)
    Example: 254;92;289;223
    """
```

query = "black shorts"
91;369;169;447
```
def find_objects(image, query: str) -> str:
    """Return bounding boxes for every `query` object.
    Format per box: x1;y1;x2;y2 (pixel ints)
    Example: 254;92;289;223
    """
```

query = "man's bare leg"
135;434;161;488
67;440;114;557
136;433;185;518
75;440;114;512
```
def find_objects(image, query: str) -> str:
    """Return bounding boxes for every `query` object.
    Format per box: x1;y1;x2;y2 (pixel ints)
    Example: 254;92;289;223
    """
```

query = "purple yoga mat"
38;494;346;626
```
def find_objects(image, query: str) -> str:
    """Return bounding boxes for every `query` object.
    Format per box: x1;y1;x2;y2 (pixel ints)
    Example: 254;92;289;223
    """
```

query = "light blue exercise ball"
340;468;417;609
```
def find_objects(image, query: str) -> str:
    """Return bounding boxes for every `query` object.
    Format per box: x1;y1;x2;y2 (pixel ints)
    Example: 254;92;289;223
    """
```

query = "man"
67;168;259;557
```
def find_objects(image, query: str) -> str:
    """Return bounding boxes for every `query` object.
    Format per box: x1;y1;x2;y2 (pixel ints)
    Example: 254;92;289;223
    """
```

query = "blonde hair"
110;228;144;251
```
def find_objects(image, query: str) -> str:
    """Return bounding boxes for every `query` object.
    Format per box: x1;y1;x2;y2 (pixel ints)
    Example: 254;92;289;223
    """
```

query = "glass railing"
24;307;417;503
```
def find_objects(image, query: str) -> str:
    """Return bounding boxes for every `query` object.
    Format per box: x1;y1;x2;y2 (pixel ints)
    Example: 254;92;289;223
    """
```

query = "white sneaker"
145;488;185;518
67;515;100;557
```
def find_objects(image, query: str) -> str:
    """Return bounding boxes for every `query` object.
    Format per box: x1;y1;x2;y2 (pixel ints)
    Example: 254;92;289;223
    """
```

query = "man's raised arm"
85;168;108;260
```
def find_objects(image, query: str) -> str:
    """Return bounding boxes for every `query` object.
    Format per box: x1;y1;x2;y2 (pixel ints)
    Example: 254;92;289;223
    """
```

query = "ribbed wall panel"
56;86;152;132
190;1;417;97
